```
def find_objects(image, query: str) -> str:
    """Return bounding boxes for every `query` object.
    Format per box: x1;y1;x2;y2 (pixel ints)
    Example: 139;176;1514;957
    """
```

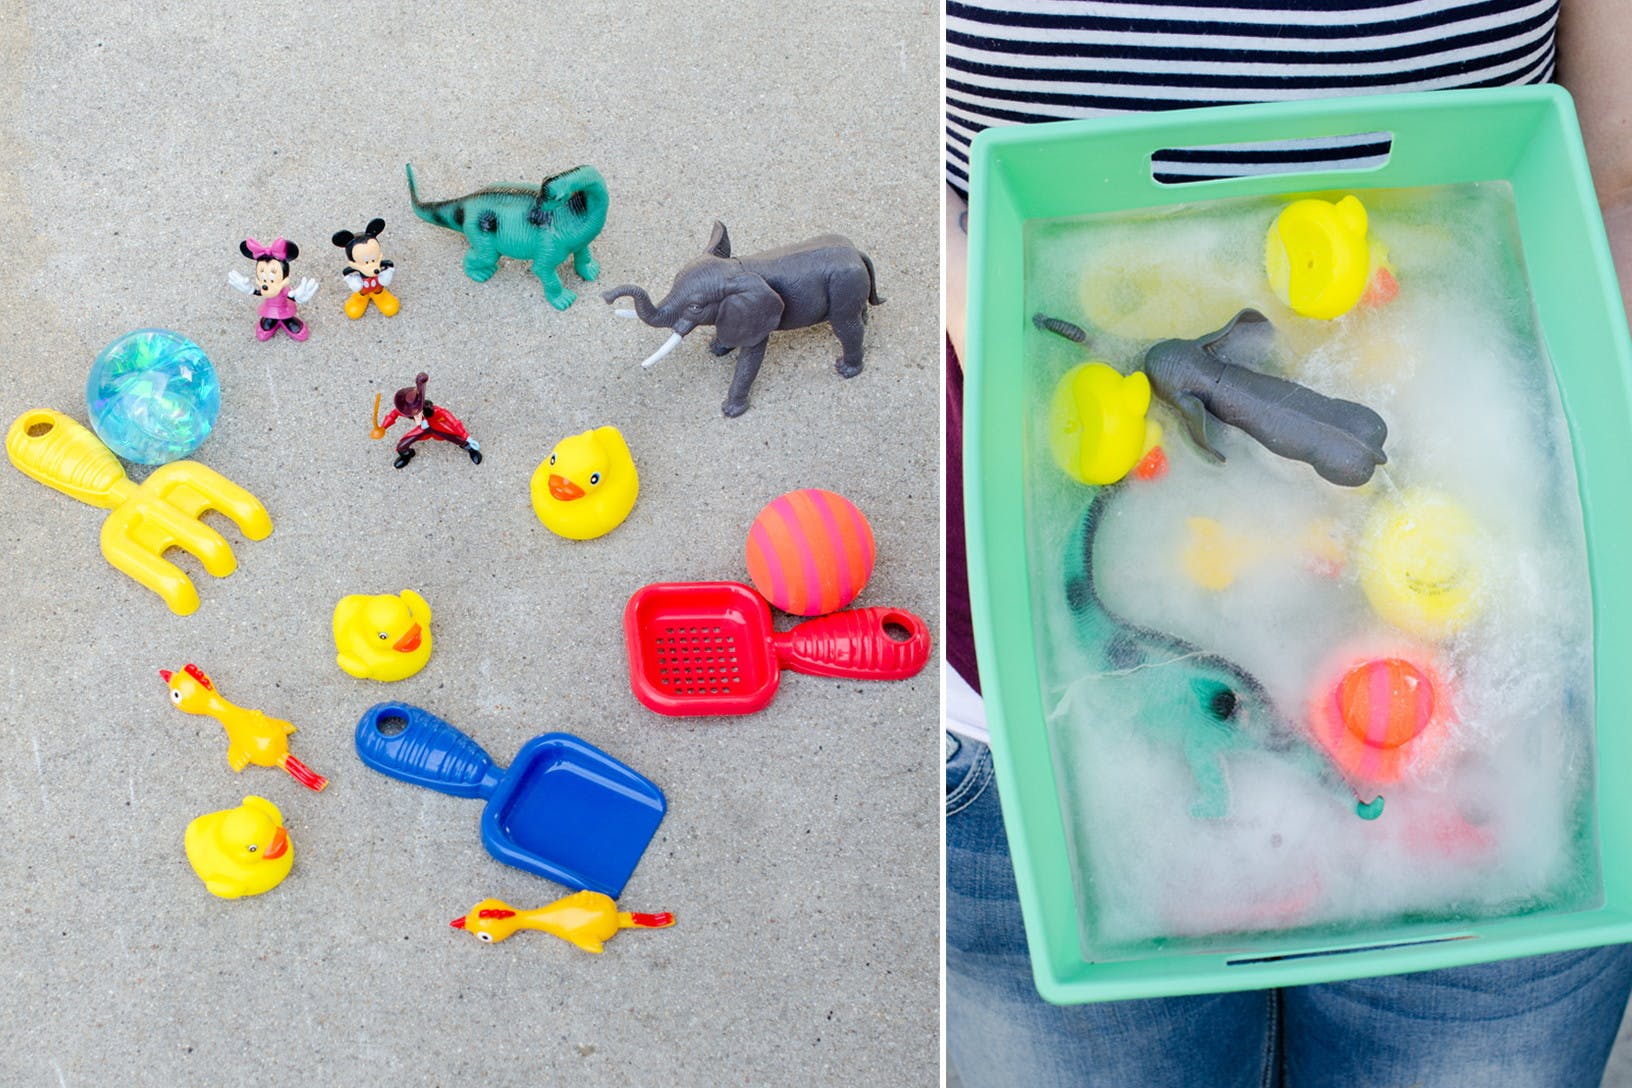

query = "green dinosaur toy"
405;163;609;310
1065;486;1383;821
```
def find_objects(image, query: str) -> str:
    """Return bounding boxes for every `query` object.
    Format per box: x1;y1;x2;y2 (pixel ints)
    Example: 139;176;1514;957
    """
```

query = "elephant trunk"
602;284;665;325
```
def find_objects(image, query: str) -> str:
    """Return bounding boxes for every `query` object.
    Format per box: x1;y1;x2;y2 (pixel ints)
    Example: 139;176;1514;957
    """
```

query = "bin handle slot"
1152;132;1393;186
1225;933;1473;966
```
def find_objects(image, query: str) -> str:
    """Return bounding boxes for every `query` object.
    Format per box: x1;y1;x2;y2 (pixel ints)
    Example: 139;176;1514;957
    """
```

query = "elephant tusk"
639;332;685;369
613;309;638;319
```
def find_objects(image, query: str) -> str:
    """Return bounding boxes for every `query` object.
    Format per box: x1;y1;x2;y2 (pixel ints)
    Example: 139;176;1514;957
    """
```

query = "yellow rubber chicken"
449;892;674;953
530;426;639;540
333;589;433;681
161;664;327;790
184;796;293;899
1048;362;1163;486
1265;195;1396;320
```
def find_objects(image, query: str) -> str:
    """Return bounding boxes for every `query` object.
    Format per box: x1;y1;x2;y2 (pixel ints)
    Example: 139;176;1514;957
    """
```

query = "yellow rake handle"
6;410;135;509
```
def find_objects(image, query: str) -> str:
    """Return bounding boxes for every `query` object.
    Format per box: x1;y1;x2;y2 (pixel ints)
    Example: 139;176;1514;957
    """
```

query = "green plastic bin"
965;85;1632;1003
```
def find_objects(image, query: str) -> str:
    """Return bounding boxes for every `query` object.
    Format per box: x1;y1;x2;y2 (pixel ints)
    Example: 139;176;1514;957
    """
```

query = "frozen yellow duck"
530;426;639;540
333;589;433;681
1265;195;1397;320
450;892;674;953
1048;362;1164;486
1358;488;1484;640
184;795;293;899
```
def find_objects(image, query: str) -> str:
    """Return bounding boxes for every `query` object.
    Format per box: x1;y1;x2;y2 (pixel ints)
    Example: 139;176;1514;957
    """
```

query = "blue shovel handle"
354;702;504;799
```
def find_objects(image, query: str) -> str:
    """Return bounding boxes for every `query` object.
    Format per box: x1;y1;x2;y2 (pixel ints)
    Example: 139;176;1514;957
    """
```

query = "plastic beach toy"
1048;362;1163;486
530;426;639;540
1309;654;1450;786
184;795;293;899
6;409;272;615
1265;195;1396;320
161;664;327;790
355;703;666;896
406;162;607;310
603;221;884;418
332;218;399;319
745;489;876;616
1358;489;1484;640
624;581;932;716
86;329;220;465
227;237;319;341
450;892;675;952
333;589;433;682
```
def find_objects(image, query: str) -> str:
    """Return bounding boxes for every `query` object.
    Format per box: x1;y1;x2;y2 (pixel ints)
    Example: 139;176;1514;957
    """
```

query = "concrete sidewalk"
0;3;939;1085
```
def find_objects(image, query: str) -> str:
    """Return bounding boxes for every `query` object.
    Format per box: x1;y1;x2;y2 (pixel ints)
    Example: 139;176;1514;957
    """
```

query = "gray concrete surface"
0;3;939;1085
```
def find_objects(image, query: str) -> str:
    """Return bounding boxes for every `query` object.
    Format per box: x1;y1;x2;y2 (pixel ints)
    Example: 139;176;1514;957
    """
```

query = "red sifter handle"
771;608;932;680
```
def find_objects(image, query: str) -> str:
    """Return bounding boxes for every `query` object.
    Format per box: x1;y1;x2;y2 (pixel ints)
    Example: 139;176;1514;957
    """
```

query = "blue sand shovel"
354;702;666;896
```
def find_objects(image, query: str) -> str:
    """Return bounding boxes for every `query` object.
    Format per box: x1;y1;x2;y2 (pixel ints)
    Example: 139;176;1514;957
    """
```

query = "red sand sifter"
623;581;931;716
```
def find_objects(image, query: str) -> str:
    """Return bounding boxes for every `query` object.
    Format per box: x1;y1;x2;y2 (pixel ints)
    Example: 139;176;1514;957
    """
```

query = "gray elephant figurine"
602;221;884;417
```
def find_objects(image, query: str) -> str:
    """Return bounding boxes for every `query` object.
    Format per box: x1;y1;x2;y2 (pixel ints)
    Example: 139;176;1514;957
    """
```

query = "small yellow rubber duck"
1357;489;1484;640
1265;195;1396;320
333;589;433;682
450;891;674;953
1048;362;1163;486
530;426;639;540
184;795;293;899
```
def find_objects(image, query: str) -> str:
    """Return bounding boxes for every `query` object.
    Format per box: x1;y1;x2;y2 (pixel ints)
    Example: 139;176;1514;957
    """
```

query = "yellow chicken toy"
450;892;674;953
184;795;294;899
333;589;433;681
160;664;327;790
530;426;639;540
1265;195;1397;320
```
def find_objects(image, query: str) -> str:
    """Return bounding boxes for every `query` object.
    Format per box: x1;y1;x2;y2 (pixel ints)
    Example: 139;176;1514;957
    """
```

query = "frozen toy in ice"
1143;310;1388;487
406;162;607;310
5;409;272;616
86;329;220;466
1265;195;1397;320
371;372;482;469
1358;489;1485;640
530;426;639;540
1182;516;1345;591
1308;653;1450;787
227;237;319;341
160;663;328;791
333;589;433;681
184;795;293;899
1065;490;1383;820
450;892;675;952
1048;360;1164;486
603;221;884;418
332;218;399;319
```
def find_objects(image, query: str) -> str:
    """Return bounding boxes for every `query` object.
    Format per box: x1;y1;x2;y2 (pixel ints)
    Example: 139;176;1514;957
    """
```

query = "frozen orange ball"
745;489;875;616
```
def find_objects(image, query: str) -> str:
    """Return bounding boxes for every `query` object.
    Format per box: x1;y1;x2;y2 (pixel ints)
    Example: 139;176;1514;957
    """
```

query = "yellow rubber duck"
333;589;433;681
1048;362;1163;485
530;426;639;540
1265;195;1395;320
450;892;674;953
184;795;293;899
1358;489;1484;640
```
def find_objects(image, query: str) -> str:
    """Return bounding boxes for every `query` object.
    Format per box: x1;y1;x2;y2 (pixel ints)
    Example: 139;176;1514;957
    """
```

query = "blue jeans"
946;733;1632;1087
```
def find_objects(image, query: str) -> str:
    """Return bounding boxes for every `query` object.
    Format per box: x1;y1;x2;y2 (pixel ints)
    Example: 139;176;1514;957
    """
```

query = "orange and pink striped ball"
746;489;876;616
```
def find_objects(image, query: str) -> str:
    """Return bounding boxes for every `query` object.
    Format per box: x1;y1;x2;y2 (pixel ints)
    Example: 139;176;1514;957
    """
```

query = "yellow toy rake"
7;409;272;616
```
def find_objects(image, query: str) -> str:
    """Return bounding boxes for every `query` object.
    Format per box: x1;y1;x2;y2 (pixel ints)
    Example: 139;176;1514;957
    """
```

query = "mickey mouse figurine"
371;372;482;469
228;237;320;341
332;218;399;319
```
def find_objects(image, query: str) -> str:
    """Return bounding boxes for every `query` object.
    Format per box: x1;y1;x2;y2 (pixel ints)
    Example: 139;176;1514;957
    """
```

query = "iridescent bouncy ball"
86;329;220;465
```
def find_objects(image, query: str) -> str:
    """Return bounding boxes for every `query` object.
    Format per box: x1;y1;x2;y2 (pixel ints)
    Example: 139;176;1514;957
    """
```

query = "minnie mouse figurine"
227;237;320;341
371;372;482;469
332;218;399;319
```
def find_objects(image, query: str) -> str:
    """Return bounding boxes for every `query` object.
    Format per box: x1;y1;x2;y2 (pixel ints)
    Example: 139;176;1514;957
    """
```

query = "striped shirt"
946;0;1559;194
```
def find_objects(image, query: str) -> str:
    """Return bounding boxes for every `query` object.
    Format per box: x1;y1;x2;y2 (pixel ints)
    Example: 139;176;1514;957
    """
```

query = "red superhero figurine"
371;372;483;469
